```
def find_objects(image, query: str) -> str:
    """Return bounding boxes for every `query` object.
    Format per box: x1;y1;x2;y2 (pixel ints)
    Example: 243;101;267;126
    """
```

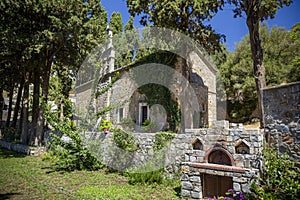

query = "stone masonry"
82;120;263;199
263;82;300;164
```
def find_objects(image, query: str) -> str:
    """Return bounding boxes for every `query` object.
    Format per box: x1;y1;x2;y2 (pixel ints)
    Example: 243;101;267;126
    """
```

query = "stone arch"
204;146;234;166
192;138;203;150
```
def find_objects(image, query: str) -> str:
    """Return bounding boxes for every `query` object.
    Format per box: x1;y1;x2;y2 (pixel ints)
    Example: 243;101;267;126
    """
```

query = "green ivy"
95;72;120;98
132;50;181;132
138;84;180;132
153;131;175;151
112;129;139;152
141;120;159;132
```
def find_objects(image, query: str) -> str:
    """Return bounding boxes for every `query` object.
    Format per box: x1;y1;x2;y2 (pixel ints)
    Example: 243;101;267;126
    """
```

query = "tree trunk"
245;1;266;129
30;67;40;145
21;72;30;145
5;86;14;128
35;61;52;146
11;80;24;129
0;87;4;136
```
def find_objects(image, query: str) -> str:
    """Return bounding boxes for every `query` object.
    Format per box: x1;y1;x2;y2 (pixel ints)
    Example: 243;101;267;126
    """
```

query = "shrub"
2;127;20;142
141;120;159;132
125;162;164;185
250;147;300;200
153;131;175;151
98;119;112;132
44;109;103;171
112;128;139;152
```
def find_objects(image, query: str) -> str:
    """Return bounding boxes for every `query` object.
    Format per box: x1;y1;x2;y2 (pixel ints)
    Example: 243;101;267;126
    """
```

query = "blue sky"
101;0;300;51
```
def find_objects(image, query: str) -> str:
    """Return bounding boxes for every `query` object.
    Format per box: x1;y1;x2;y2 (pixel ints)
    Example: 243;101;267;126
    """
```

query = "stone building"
75;28;217;130
76;28;265;199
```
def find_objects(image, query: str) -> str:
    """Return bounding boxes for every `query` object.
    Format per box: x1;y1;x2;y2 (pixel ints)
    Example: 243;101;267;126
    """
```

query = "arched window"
205;146;234;166
235;139;250;154
192;138;203;150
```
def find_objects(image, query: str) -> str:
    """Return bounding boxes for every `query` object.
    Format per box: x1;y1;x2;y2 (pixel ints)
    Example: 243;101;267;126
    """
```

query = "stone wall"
82;121;263;199
0;140;45;156
263;82;300;163
181;123;263;199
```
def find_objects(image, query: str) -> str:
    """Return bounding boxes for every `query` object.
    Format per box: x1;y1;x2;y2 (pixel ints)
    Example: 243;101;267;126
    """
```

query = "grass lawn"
0;148;181;199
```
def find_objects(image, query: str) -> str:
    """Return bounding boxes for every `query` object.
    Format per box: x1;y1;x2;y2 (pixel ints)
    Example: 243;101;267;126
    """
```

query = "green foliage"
2;127;20;142
126;168;164;185
112;129;139;152
141;120;159;132
219;24;300;122
44;107;102;171
288;22;300;82
95;72;120;98
0;148;180;199
153;131;175;151
230;0;292;21
119;118;135;131
113;16;139;68
138;83;180;132
109;12;123;36
125;161;181;188
126;0;225;53
97;100;126;117
250;148;300;200
98;119;112;131
1;0;107;144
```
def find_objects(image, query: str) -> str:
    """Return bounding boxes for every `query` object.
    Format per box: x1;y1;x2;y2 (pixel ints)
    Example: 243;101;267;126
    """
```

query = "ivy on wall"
133;50;183;132
153;131;175;151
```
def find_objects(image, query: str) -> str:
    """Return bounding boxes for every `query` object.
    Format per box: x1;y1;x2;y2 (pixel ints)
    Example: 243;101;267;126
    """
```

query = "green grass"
0;148;181;199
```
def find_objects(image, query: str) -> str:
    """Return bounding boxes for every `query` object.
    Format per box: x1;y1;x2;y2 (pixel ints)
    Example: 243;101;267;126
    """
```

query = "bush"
125;162;164;185
112;128;138;152
98;119;112;132
153;131;175;151
250;148;300;200
44;110;103;171
2;127;20;142
141;120;159;132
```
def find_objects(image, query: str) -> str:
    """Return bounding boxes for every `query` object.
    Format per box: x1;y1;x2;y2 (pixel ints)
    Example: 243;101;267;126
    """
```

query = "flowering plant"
208;189;245;200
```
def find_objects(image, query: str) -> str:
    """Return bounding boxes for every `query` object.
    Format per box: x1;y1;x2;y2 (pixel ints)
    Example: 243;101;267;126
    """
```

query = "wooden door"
202;174;233;198
141;106;148;124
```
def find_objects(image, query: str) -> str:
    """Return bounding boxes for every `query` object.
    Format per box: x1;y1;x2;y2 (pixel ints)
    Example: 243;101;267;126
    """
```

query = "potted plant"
99;119;112;133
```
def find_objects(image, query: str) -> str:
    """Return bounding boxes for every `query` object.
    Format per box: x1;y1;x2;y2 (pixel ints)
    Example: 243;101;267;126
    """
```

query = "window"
235;139;250;154
192;138;203;150
118;107;124;123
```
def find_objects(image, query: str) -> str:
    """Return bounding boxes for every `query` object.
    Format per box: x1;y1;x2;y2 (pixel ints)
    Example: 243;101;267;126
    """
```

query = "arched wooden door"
202;149;234;198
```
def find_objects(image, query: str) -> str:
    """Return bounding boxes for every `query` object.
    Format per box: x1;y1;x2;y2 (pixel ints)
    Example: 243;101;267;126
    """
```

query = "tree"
126;0;225;53
288;22;300;81
1;0;108;145
109;12;123;36
229;0;292;128
219;24;299;122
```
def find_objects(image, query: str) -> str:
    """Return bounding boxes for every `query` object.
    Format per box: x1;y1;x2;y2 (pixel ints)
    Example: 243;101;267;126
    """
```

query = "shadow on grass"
173;185;181;198
0;192;23;200
0;148;27;158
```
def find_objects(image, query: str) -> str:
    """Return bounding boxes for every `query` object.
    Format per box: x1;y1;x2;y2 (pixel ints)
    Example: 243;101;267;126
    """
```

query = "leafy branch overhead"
126;0;226;53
